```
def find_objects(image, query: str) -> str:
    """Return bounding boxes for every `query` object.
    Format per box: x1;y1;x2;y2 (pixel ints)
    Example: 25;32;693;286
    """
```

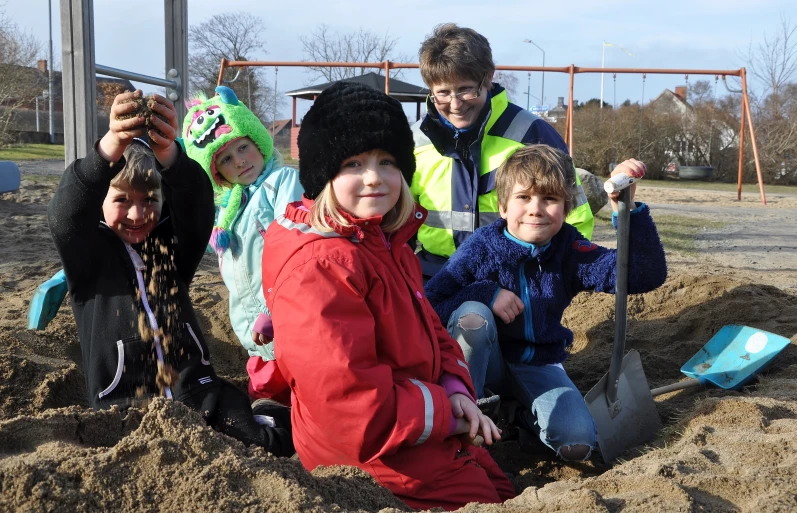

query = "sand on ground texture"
1;177;796;512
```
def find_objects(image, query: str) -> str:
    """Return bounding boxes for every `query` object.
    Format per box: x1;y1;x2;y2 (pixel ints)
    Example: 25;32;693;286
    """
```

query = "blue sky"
6;0;794;120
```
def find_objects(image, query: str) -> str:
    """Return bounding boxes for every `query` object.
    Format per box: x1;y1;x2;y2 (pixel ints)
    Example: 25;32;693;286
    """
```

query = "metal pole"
737;87;746;201
600;41;605;109
95;64;179;90
60;0;97;166
247;69;252;107
568;65;575;154
526;72;530;110
48;0;55;143
541;51;545;107
164;0;188;129
272;66;278;134
740;68;766;205
384;60;391;94
523;39;545;108
36;97;40;132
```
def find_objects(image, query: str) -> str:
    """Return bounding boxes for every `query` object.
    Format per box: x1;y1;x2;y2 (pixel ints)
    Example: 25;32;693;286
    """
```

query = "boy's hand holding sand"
99;90;180;168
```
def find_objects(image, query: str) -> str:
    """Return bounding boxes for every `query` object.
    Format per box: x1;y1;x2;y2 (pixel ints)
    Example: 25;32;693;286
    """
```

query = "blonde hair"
309;176;416;234
496;145;578;216
111;142;162;192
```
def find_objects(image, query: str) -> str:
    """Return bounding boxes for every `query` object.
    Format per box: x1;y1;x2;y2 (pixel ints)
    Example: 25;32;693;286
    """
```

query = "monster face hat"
183;86;274;256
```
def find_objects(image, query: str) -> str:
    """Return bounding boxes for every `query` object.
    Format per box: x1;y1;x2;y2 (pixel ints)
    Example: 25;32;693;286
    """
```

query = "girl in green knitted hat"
183;86;303;406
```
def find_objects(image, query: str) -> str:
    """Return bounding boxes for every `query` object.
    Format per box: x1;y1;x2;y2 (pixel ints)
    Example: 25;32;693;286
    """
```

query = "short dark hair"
497;145;578;216
419;23;495;86
110;142;162;192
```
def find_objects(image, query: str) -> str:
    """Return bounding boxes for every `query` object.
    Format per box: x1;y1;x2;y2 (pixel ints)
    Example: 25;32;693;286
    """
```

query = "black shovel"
584;185;662;464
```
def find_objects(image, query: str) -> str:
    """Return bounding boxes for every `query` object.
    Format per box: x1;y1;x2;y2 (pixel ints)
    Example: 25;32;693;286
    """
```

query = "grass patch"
0;143;65;161
595;209;725;255
22;174;61;185
640;179;797;196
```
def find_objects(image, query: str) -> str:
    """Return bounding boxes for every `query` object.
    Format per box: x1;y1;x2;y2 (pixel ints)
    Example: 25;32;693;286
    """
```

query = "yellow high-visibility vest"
411;89;593;259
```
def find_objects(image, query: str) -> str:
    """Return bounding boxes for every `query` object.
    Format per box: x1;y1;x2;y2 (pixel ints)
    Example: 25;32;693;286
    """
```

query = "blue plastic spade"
27;269;68;330
651;325;791;396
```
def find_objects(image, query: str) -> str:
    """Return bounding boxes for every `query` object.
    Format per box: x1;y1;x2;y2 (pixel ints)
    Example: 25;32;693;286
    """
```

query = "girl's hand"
609;159;646;211
98;90;146;162
252;331;272;346
450;393;501;445
492;288;524;324
148;94;180;168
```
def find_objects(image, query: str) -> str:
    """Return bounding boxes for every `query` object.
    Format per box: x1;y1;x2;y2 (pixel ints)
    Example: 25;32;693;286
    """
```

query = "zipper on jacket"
518;260;535;343
124;243;173;399
377;227;391;251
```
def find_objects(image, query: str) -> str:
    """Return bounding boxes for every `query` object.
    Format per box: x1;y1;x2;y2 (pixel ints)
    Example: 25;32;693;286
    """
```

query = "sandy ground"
1;173;796;512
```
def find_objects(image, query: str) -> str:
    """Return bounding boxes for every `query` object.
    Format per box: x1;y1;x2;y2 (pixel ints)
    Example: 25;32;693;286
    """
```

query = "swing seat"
679;166;715;181
27;269;68;330
0;161;21;193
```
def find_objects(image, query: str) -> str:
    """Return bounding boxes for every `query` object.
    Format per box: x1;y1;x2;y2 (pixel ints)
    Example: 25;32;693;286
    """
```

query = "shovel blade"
585;350;663;464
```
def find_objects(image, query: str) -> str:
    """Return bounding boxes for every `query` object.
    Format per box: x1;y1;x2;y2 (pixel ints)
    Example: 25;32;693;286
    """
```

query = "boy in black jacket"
48;90;293;456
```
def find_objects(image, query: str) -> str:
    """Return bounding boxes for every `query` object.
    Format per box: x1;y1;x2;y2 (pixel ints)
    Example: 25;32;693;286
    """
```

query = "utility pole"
601;41;634;108
523;39;545;107
526;72;531;110
48;0;55;143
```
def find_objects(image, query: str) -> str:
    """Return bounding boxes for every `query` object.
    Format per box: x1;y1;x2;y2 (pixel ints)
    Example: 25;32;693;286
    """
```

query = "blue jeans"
447;301;597;460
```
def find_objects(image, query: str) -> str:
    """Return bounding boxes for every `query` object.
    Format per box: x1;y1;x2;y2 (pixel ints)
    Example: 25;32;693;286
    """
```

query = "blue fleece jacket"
424;204;667;365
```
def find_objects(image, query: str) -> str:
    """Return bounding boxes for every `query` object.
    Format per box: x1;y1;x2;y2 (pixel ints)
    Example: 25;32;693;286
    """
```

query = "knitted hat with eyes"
297;81;415;199
182;86;273;256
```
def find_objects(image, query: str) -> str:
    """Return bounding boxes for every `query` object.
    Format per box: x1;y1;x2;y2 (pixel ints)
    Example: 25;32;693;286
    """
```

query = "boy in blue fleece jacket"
425;145;667;461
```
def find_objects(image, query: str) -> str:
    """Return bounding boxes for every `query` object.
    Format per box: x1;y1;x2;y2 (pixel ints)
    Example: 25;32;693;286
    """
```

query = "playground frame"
217;59;765;204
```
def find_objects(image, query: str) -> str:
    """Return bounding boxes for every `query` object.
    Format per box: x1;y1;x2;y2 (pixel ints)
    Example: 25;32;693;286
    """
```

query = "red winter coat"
262;198;515;511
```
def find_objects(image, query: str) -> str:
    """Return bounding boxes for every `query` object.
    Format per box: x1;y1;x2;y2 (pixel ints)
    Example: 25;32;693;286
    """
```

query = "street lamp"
522;39;545;109
523;87;541;108
48;0;55;143
600;40;634;108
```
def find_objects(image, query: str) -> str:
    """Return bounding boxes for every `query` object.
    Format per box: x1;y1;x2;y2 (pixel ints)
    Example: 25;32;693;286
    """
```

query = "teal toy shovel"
651;325;791;396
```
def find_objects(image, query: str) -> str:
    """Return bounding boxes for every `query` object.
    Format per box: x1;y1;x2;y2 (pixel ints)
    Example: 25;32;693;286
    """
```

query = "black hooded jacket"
48;143;219;410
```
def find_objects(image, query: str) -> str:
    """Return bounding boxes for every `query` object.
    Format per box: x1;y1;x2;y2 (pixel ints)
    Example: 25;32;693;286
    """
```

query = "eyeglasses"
430;75;487;104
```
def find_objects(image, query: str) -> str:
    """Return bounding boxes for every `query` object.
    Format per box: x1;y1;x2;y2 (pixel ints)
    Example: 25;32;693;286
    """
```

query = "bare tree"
494;71;520;104
742;14;797;96
299;24;411;82
0;6;41;66
0;5;43;145
188;12;283;123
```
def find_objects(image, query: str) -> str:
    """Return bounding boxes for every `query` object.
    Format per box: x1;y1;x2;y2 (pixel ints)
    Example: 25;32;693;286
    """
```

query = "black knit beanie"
298;81;416;199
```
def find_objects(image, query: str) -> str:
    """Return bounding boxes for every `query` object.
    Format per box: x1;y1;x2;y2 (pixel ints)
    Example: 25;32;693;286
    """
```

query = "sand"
1;175;796;512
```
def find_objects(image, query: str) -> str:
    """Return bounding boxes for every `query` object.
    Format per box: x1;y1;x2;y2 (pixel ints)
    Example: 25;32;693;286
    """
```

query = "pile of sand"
1;177;796;512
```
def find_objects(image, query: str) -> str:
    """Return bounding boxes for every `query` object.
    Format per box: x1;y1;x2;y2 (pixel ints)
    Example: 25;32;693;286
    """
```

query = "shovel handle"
607;187;631;406
650;378;703;397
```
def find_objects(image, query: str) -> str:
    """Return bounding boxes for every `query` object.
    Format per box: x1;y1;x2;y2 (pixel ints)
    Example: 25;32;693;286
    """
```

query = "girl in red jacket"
261;82;516;510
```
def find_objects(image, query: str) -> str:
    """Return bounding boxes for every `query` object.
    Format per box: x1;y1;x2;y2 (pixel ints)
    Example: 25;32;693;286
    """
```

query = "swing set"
216;59;766;205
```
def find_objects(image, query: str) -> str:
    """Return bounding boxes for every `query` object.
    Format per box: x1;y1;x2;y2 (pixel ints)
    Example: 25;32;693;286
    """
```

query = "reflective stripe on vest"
412;95;594;254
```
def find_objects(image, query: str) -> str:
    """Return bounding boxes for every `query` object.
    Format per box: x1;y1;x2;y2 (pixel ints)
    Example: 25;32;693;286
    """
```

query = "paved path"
16;160;64;175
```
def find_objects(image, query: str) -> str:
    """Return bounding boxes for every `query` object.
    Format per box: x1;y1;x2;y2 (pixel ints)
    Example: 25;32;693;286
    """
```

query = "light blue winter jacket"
216;156;303;360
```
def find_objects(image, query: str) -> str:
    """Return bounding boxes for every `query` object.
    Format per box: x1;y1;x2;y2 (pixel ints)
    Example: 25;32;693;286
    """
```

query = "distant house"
649;85;735;166
546;96;568;123
268;119;293;149
0;59;135;143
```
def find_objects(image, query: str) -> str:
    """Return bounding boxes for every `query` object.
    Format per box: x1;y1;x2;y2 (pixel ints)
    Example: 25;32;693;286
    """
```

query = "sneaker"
252;398;291;430
508;403;547;454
